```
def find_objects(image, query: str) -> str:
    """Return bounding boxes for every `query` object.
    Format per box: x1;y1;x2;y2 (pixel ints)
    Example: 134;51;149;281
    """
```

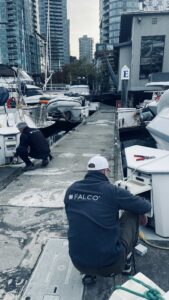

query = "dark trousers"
16;146;49;166
72;211;139;276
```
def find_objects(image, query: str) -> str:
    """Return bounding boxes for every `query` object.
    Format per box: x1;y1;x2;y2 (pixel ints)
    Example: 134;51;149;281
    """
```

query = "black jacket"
19;126;50;158
64;171;151;268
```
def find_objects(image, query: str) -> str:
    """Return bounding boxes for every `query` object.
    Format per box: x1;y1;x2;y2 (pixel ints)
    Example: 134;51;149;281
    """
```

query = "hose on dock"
139;231;169;250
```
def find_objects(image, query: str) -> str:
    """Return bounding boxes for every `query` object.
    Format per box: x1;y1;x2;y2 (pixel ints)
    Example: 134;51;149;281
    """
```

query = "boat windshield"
26;88;43;97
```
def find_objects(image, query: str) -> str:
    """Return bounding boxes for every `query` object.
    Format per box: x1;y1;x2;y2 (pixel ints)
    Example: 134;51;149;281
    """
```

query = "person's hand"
139;214;148;226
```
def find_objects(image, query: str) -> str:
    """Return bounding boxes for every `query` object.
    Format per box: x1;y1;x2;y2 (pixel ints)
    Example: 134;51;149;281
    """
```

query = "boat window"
26;89;43;97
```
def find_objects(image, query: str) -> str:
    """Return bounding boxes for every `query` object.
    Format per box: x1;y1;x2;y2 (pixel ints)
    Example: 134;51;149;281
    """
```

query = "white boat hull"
0;107;36;165
147;107;169;151
147;89;169;151
118;108;140;129
46;96;89;122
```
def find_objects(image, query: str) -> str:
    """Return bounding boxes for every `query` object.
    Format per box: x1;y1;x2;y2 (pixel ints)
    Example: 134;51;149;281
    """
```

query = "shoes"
41;158;49;167
23;163;35;171
82;274;97;285
49;154;53;161
122;252;132;275
122;264;132;275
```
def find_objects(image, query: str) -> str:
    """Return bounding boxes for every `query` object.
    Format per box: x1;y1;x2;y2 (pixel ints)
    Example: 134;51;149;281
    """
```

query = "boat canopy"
0;64;16;78
0;87;9;106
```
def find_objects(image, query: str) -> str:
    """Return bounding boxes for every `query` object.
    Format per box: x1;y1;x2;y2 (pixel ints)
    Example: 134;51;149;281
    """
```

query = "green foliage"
40;59;106;94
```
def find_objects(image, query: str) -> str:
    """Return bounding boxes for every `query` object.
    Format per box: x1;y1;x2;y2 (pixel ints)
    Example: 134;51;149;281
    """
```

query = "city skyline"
67;0;99;58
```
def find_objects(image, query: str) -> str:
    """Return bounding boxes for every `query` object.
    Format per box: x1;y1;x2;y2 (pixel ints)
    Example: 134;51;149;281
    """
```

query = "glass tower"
38;0;70;71
0;0;41;75
79;35;94;63
100;0;169;45
0;0;8;64
100;0;139;45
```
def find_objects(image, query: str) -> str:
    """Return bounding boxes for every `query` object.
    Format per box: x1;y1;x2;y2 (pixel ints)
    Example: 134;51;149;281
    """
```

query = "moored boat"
147;89;169;151
46;94;89;122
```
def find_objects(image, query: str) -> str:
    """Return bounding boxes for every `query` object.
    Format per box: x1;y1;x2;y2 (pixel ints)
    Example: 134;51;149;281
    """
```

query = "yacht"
0;65;56;165
147;89;169;151
46;94;89;123
68;84;90;96
140;81;169;123
0;86;36;166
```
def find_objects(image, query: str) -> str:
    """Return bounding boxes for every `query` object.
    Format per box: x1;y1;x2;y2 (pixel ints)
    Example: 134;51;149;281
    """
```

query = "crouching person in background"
15;121;52;171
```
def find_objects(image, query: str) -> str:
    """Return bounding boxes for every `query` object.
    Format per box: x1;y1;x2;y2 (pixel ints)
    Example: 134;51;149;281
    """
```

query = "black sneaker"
41;158;49;167
82;274;97;285
122;264;132;275
49;154;53;161
23;163;35;171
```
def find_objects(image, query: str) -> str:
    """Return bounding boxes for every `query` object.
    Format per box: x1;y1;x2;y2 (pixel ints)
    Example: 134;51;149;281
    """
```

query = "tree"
40;59;103;93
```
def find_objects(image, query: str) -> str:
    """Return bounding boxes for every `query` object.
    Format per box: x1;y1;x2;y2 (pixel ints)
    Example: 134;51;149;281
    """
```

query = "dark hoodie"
19;126;50;158
64;171;151;268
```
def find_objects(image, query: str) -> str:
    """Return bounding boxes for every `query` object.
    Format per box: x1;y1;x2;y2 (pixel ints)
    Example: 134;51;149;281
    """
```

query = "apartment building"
0;0;41;75
100;0;139;45
79;35;93;64
38;0;70;71
100;0;169;46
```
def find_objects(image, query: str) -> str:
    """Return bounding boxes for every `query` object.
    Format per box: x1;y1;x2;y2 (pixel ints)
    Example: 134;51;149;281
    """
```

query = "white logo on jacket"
68;193;100;201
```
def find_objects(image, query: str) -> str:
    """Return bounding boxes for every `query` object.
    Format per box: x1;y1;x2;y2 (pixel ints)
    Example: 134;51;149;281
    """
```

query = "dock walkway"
0;104;123;300
0;104;169;299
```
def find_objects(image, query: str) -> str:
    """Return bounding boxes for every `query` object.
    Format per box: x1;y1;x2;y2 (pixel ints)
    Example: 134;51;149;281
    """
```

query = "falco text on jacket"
68;193;101;201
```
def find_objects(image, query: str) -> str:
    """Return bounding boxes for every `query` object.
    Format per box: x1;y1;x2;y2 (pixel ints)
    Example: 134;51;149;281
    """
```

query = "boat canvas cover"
0;87;9;106
0;64;16;77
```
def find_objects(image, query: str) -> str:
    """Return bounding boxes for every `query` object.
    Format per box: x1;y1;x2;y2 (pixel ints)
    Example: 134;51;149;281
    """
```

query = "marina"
0;104;169;299
1;0;169;299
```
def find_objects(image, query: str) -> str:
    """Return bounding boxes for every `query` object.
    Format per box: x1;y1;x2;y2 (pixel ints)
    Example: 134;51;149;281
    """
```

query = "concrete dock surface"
0;104;169;299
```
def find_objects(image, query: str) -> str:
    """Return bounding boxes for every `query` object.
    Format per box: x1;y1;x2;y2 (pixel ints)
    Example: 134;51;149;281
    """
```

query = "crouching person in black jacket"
64;155;151;284
15;121;52;171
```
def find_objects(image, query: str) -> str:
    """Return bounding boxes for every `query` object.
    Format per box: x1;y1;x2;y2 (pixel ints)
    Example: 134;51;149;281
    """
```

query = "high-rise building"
0;0;41;75
79;35;93;63
100;0;139;45
38;0;70;71
100;0;169;45
0;0;8;64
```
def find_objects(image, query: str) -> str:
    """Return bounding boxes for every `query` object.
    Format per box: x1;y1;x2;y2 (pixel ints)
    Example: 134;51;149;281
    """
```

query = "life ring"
7;97;16;109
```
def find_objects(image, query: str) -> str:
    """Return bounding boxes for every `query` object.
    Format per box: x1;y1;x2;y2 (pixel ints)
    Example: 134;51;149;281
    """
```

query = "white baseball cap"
87;155;109;171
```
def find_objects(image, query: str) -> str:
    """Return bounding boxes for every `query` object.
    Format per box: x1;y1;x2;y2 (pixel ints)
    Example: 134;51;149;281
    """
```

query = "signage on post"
121;65;130;80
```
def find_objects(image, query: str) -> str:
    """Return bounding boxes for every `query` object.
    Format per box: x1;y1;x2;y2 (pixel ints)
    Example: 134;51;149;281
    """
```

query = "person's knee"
16;146;28;156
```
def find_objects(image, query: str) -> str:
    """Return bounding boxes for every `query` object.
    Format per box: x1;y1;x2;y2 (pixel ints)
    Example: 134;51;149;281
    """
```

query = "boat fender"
7;97;16;109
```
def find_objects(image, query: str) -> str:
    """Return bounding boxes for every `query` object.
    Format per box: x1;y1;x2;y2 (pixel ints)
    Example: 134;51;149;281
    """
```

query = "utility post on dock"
121;65;130;107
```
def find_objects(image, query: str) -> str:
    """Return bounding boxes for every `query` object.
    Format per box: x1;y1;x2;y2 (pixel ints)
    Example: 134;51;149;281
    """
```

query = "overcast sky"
67;0;100;58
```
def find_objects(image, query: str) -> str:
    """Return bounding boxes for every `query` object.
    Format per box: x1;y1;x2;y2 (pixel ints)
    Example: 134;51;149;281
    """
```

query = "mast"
44;0;52;91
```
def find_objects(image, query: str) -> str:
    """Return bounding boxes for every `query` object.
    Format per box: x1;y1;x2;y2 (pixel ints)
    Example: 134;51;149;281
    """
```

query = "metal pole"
121;79;128;107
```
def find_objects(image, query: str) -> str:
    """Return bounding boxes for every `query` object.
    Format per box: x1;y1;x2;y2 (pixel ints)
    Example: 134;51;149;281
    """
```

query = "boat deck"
0;104;168;299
